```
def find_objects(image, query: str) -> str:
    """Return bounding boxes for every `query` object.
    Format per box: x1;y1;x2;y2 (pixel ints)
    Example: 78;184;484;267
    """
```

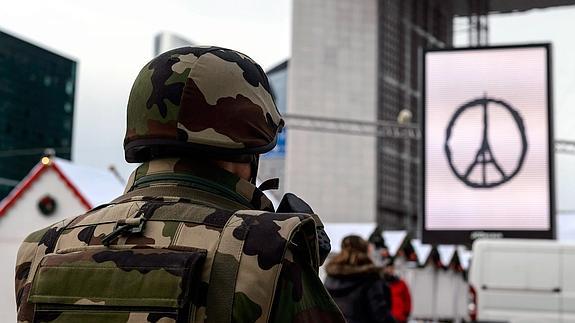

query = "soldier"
15;47;344;323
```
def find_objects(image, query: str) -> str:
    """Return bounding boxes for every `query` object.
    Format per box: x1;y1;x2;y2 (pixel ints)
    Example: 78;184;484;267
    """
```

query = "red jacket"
387;277;412;323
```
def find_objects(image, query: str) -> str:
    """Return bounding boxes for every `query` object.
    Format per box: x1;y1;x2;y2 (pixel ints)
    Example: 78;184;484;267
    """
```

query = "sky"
0;0;292;179
455;6;575;141
1;1;575;209
478;6;575;212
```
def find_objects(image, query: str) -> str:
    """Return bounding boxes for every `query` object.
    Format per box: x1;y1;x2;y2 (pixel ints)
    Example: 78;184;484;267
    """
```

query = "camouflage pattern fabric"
29;248;205;322
124;46;284;162
15;158;344;323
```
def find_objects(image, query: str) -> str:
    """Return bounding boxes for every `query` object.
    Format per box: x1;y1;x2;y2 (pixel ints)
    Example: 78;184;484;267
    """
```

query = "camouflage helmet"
124;46;284;163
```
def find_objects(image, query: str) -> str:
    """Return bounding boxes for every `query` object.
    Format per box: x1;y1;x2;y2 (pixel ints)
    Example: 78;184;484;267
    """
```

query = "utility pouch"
28;248;206;323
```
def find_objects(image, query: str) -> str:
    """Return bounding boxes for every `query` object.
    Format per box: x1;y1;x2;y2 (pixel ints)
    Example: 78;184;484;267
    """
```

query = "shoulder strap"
206;210;319;323
205;212;249;323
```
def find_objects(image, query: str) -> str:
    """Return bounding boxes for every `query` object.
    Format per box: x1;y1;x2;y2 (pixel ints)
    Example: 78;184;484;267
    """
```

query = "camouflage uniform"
15;47;344;323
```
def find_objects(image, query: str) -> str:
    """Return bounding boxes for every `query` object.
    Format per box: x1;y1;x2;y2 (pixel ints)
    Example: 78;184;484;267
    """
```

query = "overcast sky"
1;2;574;207
0;0;292;178
474;7;575;141
482;7;575;211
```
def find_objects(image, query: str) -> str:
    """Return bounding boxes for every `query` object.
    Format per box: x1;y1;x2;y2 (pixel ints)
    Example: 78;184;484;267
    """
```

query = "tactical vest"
26;186;320;323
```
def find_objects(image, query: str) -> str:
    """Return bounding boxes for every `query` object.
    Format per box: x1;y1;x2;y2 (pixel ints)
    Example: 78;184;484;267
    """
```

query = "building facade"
287;0;378;223
288;0;447;225
0;30;76;200
377;0;453;230
287;0;455;227
154;32;194;56
288;0;575;229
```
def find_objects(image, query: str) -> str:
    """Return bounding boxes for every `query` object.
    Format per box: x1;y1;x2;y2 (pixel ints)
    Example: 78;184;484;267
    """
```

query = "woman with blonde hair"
324;235;395;323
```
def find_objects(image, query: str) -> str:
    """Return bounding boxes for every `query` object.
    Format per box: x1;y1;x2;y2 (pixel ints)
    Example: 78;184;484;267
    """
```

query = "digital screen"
423;45;554;244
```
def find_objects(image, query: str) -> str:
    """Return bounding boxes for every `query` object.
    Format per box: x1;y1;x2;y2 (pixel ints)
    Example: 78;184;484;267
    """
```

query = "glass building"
264;60;287;158
377;0;454;230
0;30;76;199
259;60;288;199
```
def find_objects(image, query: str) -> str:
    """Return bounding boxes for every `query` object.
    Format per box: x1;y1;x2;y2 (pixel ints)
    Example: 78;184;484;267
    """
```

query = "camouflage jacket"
15;158;344;323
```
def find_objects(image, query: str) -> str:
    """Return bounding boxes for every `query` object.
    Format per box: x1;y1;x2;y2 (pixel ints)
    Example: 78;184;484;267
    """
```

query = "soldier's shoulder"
233;209;313;220
20;214;78;247
231;210;314;233
230;210;319;266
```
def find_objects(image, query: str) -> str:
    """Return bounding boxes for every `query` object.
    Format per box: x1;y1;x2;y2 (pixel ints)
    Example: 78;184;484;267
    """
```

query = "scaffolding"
466;0;490;46
284;113;575;154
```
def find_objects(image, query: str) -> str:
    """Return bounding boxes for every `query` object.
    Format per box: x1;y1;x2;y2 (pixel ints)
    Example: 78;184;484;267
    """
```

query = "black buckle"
102;217;146;246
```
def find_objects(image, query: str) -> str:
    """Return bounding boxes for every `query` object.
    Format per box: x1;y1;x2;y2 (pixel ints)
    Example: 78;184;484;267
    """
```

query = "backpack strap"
206;210;319;323
205;212;249;323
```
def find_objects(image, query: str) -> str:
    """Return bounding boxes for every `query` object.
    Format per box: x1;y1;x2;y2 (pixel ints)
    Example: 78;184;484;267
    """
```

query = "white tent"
0;157;124;322
558;212;575;241
434;245;466;321
402;240;470;321
322;222;376;253
437;245;456;267
457;246;473;271
411;238;433;265
405;239;436;319
54;157;125;207
383;230;408;256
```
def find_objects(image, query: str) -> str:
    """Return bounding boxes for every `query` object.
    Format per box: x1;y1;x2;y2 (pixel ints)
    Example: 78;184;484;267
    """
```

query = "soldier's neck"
124;158;274;212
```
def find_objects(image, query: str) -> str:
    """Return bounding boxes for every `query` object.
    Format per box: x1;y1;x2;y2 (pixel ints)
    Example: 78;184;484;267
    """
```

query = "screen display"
423;45;553;244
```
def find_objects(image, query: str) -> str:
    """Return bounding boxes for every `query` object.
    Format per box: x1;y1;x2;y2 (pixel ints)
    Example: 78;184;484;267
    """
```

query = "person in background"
324;235;395;323
368;226;390;266
384;259;412;323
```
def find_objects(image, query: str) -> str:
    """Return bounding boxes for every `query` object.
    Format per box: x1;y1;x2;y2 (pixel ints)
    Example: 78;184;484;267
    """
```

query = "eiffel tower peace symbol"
444;95;528;189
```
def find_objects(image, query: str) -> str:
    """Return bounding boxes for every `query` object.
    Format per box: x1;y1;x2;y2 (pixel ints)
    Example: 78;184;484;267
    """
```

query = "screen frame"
421;43;555;245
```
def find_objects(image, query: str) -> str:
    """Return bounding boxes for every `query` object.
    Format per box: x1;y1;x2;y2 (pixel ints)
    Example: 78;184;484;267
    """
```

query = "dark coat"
324;263;395;323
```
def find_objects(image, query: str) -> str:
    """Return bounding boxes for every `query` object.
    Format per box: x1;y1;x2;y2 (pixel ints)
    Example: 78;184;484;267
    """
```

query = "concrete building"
287;0;378;223
154;31;194;56
287;0;575;228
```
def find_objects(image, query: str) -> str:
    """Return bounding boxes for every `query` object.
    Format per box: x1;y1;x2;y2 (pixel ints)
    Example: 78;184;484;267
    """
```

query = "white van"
469;239;575;323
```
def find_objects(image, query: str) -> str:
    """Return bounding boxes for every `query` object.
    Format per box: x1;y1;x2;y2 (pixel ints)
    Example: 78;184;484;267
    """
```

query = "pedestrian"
384;259;412;323
324;235;396;323
14;46;345;322
368;226;390;266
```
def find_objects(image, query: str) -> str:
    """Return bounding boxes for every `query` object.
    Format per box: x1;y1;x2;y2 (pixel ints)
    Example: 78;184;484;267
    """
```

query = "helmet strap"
250;155;260;185
258;178;279;191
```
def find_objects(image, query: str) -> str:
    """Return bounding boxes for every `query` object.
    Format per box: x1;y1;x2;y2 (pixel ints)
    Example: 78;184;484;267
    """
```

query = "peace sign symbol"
444;96;528;188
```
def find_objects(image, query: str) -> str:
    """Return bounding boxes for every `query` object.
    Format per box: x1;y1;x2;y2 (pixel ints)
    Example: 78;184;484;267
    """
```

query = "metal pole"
397;108;413;232
404;136;411;232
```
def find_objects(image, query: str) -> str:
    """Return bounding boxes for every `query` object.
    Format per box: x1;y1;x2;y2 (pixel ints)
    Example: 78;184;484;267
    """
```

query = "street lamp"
397;109;413;125
397;109;413;233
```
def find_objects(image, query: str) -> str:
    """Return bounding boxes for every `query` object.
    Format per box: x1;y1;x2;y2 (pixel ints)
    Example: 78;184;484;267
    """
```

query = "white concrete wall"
0;169;88;321
287;0;378;222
